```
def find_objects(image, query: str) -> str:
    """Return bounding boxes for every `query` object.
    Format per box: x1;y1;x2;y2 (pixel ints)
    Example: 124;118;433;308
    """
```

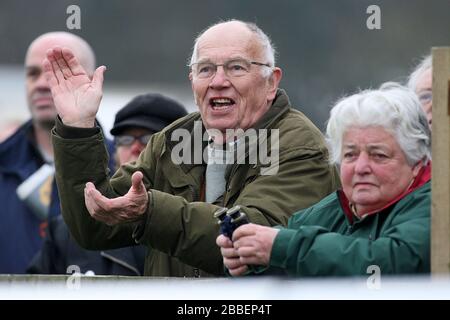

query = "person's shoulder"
154;112;200;139
0;120;30;149
281;108;323;138
162;112;200;132
275;108;329;157
399;181;431;209
302;191;340;215
145;112;200;152
0;120;32;166
270;91;327;151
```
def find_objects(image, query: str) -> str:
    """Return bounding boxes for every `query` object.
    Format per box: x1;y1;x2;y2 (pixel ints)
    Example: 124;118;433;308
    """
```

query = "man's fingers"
52;46;72;79
223;257;244;270
131;171;144;192
42;58;59;88
239;256;261;266
62;47;86;76
84;182;111;211
236;246;256;258
228;265;248;277
92;66;106;92
46;49;66;84
84;183;102;215
232;223;258;241
220;246;240;259
216;234;233;248
84;183;120;226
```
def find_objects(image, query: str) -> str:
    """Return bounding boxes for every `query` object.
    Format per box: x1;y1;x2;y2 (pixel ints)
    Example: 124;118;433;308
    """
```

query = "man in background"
408;55;432;129
0;32;114;274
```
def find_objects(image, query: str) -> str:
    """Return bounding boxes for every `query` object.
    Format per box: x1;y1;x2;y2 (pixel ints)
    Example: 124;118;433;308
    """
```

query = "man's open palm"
43;46;105;128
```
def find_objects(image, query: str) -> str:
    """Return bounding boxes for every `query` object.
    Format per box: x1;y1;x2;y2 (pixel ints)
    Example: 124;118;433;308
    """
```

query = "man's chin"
35;117;56;130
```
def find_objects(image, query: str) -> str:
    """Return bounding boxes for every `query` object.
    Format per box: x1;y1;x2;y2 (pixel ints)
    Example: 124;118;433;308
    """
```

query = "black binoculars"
214;205;249;240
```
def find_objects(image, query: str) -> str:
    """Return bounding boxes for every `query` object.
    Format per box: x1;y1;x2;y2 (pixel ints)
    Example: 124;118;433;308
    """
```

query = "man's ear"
189;72;194;95
267;67;282;101
189;72;198;106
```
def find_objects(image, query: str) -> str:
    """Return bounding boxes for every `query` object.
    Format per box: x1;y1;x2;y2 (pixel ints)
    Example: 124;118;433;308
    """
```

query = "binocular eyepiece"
214;205;249;239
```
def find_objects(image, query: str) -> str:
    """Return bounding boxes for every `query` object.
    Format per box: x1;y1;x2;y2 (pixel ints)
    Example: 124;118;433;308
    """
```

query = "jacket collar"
338;162;431;224
0;120;44;179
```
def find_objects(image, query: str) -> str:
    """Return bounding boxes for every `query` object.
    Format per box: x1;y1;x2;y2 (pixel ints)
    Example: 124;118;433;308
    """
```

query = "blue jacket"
0;120;115;274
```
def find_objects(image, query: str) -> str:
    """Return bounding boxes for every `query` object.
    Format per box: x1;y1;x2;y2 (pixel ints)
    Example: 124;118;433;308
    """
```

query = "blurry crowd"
0;20;437;278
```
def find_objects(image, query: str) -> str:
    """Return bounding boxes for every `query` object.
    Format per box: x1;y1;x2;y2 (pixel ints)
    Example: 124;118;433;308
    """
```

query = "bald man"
47;20;339;277
0;32;114;273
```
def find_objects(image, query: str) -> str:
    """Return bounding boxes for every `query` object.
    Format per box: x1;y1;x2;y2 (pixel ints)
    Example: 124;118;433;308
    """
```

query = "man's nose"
130;140;145;155
35;72;50;89
208;66;231;89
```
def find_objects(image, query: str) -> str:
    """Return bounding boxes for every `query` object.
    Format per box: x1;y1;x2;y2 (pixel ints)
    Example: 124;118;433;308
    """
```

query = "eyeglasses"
115;134;152;146
417;90;432;105
189;58;272;79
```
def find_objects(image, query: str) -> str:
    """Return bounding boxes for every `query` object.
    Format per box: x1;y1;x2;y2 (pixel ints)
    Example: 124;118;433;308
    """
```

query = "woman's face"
340;126;421;215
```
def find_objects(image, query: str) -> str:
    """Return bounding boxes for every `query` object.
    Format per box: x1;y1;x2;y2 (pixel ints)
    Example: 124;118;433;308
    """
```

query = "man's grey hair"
326;82;431;166
189;19;276;77
407;55;432;93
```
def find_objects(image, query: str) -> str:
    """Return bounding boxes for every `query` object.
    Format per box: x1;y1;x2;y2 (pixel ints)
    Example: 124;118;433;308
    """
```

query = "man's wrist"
55;115;100;139
132;190;152;244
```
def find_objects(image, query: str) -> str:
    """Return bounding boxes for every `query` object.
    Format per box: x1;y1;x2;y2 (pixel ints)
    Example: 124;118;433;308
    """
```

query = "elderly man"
0;32;114;274
218;83;431;276
45;20;339;277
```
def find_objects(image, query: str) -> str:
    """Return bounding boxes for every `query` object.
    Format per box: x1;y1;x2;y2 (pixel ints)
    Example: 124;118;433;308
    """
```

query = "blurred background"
1;0;449;137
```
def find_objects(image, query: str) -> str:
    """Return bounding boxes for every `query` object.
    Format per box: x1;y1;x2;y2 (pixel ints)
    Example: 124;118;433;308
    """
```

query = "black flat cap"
110;93;188;136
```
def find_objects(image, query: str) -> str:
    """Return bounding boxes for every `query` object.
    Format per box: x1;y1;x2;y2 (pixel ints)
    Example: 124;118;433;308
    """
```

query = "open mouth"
209;97;235;111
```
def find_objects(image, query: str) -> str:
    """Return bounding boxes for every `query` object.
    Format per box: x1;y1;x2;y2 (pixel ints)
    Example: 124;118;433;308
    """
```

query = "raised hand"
43;46;105;128
84;171;149;226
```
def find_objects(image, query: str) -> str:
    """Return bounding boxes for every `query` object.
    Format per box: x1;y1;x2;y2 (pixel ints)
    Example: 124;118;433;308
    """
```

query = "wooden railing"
431;47;450;275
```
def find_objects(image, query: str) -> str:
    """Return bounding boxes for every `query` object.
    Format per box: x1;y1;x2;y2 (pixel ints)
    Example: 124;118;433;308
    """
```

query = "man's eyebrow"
193;55;248;64
192;58;212;64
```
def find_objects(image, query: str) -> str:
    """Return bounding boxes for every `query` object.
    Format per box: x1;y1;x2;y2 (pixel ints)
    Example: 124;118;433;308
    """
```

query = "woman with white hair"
217;82;431;276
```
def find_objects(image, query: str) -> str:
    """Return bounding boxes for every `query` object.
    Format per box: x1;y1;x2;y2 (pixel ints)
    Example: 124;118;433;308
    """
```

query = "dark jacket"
269;165;431;276
52;89;340;277
27;215;145;276
0;120;115;274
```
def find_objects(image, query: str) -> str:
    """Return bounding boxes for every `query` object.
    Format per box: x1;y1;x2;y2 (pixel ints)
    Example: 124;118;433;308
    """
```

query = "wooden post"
431;47;450;275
